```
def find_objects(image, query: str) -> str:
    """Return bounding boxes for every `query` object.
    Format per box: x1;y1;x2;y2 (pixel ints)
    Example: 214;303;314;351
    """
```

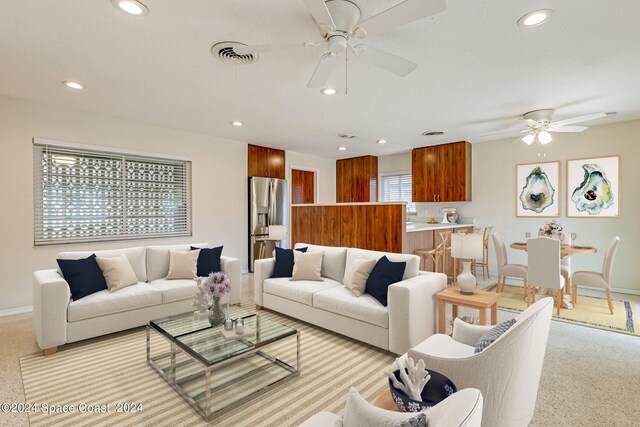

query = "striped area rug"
19;305;395;426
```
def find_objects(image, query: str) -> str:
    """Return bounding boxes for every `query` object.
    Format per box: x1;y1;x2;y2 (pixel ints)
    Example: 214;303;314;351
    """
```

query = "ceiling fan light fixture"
321;88;337;95
518;9;552;27
538;131;553;144
111;0;149;16
521;133;535;145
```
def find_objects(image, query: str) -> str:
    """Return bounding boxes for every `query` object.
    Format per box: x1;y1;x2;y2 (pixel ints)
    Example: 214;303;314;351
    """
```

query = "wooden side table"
373;389;400;412
436;287;500;334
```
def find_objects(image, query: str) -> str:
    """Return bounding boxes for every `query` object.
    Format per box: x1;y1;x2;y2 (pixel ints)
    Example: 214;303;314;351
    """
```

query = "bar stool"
472;226;493;281
415;230;451;275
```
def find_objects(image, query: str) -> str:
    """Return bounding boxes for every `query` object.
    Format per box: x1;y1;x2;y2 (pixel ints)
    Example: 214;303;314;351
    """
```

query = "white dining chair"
571;236;620;314
560;234;572;299
493;232;528;295
527;237;565;315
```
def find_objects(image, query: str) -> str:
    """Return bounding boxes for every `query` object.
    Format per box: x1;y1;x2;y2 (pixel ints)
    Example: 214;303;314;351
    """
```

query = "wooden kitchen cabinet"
336;155;378;202
248;144;285;179
412;141;471;202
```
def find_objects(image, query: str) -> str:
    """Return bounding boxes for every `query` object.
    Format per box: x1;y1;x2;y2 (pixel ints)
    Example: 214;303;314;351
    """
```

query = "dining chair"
560;234;572;300
571;236;620;314
492;232;528;295
527;237;565;315
472;226;493;281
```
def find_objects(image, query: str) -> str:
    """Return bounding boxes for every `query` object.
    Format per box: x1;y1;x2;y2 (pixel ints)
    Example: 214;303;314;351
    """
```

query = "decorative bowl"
388;369;456;412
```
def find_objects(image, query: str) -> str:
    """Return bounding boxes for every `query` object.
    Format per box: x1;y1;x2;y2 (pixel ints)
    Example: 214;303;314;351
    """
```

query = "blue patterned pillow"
474;318;516;353
394;413;427;427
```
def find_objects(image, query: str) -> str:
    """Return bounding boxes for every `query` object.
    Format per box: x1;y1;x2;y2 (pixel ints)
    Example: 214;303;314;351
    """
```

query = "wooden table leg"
479;307;487;325
452;304;458;320
491;303;497;325
572;283;577;305
438;300;446;334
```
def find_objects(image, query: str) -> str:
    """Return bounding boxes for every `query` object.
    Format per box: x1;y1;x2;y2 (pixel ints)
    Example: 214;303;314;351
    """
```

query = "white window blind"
33;143;191;245
380;173;416;213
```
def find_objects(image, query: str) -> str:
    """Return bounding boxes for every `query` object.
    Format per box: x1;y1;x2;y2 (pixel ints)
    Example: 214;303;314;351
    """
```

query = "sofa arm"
32;269;71;350
452;318;493;347
221;256;242;305
388;272;447;355
253;258;275;306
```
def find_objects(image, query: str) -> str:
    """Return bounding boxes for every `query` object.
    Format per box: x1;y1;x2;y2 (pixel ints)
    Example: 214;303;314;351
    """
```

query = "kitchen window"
380;173;416;213
33;139;191;245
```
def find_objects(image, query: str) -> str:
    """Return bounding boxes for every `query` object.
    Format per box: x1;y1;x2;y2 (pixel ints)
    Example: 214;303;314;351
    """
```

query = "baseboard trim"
0;305;33;317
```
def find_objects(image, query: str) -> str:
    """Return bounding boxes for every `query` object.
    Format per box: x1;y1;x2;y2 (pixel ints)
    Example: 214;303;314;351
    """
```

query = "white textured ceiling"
1;0;639;159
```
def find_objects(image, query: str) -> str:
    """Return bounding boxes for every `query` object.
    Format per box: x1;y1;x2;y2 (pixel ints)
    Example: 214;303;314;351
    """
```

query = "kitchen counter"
406;223;475;233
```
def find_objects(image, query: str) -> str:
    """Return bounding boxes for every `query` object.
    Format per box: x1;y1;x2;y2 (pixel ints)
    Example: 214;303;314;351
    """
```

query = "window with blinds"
380;173;416;213
33;143;191;245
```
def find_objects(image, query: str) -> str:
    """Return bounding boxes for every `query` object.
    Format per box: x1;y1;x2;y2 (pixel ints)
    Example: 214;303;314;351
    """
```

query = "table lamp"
451;233;484;295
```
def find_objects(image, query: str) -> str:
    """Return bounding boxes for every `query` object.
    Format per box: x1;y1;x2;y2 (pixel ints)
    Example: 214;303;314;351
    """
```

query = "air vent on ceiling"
211;41;258;65
422;131;445;136
338;133;358;139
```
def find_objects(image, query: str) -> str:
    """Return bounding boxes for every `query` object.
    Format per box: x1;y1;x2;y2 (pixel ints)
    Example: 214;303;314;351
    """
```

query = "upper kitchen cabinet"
248;144;285;179
412;141;471;202
336;155;378;202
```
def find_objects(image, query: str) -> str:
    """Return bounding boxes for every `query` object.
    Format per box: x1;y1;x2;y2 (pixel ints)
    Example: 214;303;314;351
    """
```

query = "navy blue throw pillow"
191;246;223;277
57;254;108;301
271;247;308;278
365;256;406;306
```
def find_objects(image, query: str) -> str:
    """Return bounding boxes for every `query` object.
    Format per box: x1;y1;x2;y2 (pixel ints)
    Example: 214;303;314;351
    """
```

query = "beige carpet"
19;306;395;427
487;284;640;336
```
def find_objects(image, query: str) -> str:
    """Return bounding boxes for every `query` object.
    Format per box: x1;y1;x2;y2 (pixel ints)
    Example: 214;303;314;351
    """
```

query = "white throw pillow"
166;250;199;280
343;256;377;296
96;253;138;293
343;388;421;427
290;250;324;281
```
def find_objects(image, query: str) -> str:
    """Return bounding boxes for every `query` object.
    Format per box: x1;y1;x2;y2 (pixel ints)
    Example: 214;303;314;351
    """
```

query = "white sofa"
33;243;241;353
254;243;447;355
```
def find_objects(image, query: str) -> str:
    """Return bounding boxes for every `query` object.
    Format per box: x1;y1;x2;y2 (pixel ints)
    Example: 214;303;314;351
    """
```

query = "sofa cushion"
365;256;406;307
313;286;389;328
296;244;348;283
263;277;342;306
146;243;209;282
67;282;162;322
166;250;199;280
475;318;516;353
58;246;147;282
148;279;198;303
96;253;139;292
345;248;419;281
291;251;324;281
57;254;108;301
191;245;223;276
272;247;308;278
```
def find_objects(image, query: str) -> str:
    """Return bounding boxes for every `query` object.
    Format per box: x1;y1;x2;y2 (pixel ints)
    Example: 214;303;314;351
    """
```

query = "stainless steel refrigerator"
248;177;288;272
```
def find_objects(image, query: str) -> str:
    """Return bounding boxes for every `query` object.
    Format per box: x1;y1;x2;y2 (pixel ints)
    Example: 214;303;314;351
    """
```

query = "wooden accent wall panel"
291;204;403;253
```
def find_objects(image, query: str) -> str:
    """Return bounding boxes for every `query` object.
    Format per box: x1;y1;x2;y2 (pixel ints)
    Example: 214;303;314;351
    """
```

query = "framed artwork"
516;161;560;217
567;155;620;218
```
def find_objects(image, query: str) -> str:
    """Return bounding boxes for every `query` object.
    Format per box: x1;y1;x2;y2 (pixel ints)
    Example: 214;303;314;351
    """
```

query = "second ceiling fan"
236;0;447;89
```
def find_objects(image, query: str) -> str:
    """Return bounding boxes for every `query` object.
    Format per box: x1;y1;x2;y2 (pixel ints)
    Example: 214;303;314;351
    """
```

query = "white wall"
378;119;640;293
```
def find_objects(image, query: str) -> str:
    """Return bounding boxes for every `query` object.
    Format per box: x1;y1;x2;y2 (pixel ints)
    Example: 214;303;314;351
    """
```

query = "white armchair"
407;297;554;427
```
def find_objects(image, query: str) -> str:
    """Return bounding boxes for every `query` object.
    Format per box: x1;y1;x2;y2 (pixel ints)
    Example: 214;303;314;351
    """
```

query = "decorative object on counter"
199;271;232;326
220;323;256;340
224;317;234;331
539;220;563;240
451;233;484;295
427;217;438;224
440;208;458;224
516;161;560;217
385;357;431;401
567;156;619;217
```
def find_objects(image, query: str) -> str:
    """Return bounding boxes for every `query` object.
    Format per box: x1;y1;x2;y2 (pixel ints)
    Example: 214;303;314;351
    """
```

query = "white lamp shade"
267;225;287;240
451;233;484;259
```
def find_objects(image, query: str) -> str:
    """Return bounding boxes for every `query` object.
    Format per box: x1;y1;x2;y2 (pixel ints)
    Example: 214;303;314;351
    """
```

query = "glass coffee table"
147;310;300;422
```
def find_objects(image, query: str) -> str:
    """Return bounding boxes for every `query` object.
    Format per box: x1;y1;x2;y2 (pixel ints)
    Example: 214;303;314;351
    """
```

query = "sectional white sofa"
32;243;241;354
254;243;447;355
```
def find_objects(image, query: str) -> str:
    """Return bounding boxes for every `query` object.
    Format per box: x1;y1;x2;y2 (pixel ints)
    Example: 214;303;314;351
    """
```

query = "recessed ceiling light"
231;121;244;126
62;81;84;90
338;146;347;151
321;88;337;95
421;131;444;136
517;9;552;27
376;139;387;144
111;0;149;16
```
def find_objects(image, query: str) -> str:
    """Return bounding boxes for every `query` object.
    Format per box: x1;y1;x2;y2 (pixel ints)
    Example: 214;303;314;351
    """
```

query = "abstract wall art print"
516;161;560;217
567;156;620;217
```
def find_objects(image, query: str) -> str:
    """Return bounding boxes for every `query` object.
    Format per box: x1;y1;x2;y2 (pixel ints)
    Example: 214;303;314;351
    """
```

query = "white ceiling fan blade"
234;42;313;55
301;0;336;34
307;52;337;88
351;44;417;76
551;112;607;127
356;0;446;37
480;128;527;138
547;125;589;133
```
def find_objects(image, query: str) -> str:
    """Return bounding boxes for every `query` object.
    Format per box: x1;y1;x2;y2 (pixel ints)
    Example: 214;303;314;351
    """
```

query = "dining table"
509;241;597;306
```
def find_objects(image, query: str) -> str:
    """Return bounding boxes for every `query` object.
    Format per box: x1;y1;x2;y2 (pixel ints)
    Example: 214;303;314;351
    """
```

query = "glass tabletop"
150;311;297;366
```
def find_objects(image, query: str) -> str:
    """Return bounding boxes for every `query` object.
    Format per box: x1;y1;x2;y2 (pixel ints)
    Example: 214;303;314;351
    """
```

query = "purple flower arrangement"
200;271;231;298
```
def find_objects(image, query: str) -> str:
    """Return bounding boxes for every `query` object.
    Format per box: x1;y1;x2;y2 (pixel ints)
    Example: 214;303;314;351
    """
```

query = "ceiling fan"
235;0;447;89
484;109;608;145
